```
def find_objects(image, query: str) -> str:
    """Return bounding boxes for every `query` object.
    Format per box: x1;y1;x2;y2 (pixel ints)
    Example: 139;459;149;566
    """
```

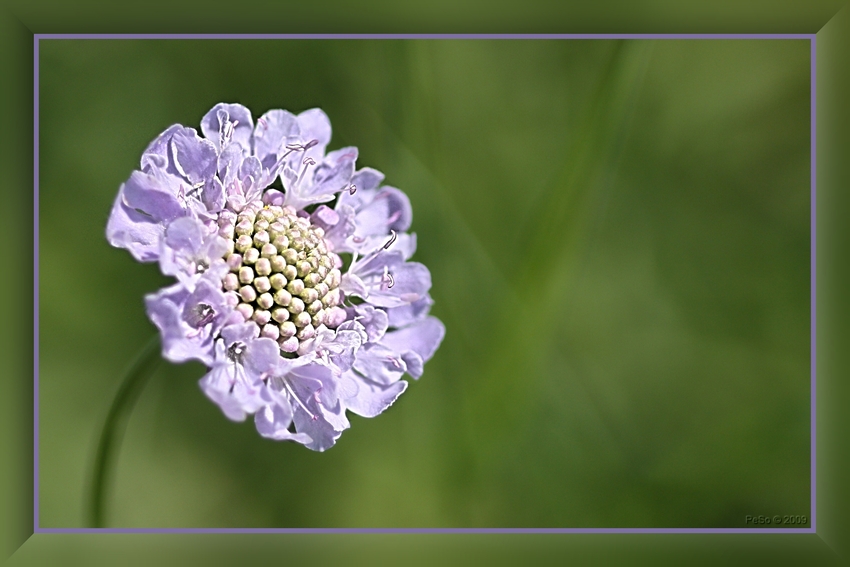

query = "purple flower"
107;103;444;450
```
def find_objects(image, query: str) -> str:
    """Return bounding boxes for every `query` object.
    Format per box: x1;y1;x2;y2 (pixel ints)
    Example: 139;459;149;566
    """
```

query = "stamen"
257;117;268;130
348;184;357;195
228;359;238;393
186;181;204;200
380;266;395;290
315;347;331;366
190;303;215;327
284;139;318;153
387;356;402;369
227;342;245;363
295;157;316;188
284;380;317;421
382;230;397;250
352;236;365;243
221;119;239;148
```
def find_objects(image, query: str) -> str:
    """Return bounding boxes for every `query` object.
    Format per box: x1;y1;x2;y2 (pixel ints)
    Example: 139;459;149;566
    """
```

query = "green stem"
88;334;162;528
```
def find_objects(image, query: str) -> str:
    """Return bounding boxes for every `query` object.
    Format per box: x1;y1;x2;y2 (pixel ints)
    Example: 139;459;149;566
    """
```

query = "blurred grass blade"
87;334;161;528
465;42;655;451
520;40;654;294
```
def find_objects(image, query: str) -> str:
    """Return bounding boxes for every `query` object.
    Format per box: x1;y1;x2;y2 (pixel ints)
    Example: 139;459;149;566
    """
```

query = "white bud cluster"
217;200;345;354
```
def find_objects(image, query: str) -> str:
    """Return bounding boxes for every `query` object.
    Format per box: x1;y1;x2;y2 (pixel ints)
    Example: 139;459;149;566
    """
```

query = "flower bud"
226;253;243;271
257;292;274;310
279;321;297;338
286;279;304;295
238;266;254;284
235;234;253;252
289;297;305;315
252;309;271;326
280;336;299;353
239;285;257;303
294;311;312;328
261;324;279;340
255;258;271;277
264;255;283;273
236;303;254;320
243;248;260;265
274;289;292;306
272;308;290;323
223;273;240;291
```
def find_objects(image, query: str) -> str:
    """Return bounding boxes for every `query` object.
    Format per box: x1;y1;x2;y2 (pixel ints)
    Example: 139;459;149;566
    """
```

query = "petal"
252;109;300;163
121;170;185;222
385;294;434;328
106;193;164;262
350;304;388;343
335;168;384;212
339;272;368;298
353;186;413;236
291;406;345;452
352;343;406;385
199;365;249;422
201;176;225;212
183;274;230;330
217;142;245;188
239;156;262;185
201;103;254;151
340;371;408;418
321;204;356;252
284;147;358;209
381;316;445;363
366;261;432;309
140;124;183;176
287;364;350;451
171;128;218;184
221;321;260;345
400;350;424;378
262;189;285;207
244;338;283;378
350;167;385;192
296;108;332;158
310;147;357;195
319;327;363;372
309;205;339;232
290;363;342;413
145;283;213;365
163;215;205;255
255;403;314;444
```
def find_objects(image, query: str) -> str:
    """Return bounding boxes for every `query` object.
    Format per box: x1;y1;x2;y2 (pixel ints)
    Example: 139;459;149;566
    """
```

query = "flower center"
219;199;344;354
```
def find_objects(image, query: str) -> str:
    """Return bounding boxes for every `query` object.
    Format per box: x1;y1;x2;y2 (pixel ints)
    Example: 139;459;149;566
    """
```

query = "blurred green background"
38;39;810;528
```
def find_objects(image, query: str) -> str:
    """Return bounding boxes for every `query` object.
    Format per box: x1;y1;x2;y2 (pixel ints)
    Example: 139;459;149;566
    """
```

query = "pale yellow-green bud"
218;199;346;355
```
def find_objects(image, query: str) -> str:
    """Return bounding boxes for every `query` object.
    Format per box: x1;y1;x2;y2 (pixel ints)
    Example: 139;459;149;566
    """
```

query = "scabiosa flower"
107;103;444;451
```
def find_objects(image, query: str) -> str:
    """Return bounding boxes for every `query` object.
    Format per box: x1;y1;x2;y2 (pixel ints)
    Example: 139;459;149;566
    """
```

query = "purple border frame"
32;33;818;535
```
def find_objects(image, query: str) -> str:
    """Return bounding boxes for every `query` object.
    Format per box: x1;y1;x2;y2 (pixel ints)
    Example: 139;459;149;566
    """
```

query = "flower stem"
88;334;161;528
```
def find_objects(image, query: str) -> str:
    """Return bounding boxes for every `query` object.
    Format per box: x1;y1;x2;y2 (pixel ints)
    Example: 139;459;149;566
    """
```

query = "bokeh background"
38;39;811;528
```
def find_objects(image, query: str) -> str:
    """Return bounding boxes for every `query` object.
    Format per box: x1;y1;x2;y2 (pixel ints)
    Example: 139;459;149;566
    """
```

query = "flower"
107;103;444;451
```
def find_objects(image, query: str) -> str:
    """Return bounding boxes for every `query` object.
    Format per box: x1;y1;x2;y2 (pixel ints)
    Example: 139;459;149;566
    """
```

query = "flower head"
108;103;444;450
